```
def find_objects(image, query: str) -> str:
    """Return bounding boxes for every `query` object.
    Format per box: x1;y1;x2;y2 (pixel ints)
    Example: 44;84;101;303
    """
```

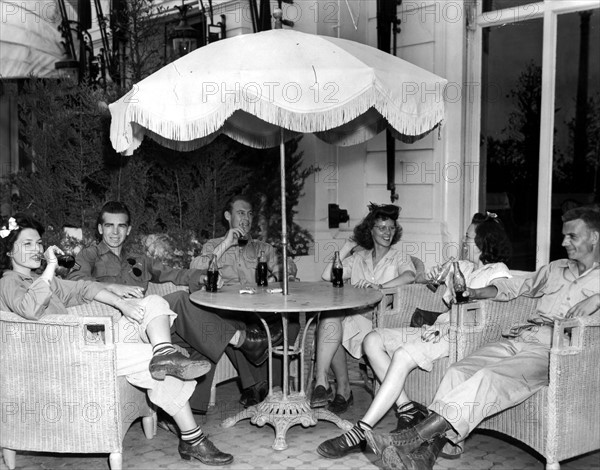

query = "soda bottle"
206;254;219;292
426;258;454;292
56;254;76;269
332;251;344;288
256;250;268;287
452;261;468;303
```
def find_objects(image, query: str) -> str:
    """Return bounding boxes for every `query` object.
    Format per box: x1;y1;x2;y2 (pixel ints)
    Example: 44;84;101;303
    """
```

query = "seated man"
191;193;299;406
364;206;600;470
68;201;276;415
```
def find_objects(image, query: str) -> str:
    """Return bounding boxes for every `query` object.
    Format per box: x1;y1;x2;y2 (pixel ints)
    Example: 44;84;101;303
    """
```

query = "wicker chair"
145;282;238;405
450;297;600;470
304;283;448;399
374;284;448;403
0;303;156;470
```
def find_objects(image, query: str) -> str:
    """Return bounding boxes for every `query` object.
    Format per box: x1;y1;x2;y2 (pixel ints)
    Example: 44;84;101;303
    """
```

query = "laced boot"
364;412;451;457
381;435;447;470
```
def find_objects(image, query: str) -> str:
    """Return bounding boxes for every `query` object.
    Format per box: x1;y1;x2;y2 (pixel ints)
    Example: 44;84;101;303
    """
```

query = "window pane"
480;19;543;270
550;10;600;261
483;0;539;13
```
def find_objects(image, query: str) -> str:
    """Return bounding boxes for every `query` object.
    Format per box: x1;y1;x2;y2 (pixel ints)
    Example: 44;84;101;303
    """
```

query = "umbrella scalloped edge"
112;81;446;155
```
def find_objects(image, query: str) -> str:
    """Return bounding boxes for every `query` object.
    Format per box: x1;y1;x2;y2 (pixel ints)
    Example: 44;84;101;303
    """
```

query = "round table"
190;281;383;450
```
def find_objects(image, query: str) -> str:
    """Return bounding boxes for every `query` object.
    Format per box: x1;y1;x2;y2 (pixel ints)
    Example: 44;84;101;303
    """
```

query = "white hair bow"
0;217;19;238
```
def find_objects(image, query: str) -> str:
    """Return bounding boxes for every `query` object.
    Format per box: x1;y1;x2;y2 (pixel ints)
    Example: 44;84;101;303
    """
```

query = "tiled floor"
2;380;598;470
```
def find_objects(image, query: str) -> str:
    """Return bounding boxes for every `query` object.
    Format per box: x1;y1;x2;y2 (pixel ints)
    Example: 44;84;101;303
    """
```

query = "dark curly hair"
471;212;511;265
352;203;403;250
0;213;44;273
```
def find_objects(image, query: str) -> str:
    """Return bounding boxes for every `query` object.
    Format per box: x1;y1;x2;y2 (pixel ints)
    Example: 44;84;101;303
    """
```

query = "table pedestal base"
221;391;353;450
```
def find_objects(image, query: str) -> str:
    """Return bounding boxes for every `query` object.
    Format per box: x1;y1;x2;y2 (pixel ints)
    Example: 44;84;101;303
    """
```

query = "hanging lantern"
172;1;198;58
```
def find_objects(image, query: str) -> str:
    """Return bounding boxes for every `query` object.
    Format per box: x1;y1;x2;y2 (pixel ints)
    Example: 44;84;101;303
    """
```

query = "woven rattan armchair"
450;297;600;470
0;303;156;470
374;284;448;403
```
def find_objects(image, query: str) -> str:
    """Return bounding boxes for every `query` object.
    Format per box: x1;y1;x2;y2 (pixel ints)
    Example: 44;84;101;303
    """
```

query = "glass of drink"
238;220;250;247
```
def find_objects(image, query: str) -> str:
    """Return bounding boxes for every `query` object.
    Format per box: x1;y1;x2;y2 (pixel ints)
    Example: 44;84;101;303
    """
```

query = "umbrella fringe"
121;85;445;154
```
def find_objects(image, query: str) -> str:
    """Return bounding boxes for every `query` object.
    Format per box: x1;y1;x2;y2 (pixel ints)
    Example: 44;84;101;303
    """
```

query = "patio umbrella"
109;29;448;294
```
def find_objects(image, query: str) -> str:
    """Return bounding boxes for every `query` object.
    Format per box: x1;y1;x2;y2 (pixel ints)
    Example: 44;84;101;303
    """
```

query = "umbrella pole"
280;132;289;295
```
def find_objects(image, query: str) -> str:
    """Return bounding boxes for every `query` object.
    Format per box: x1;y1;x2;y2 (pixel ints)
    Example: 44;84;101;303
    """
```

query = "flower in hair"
486;211;498;219
0;217;19;238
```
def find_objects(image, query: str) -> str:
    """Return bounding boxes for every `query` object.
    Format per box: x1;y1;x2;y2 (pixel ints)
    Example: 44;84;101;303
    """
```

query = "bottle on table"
332;251;344;288
426;257;454;292
256;250;268;287
206;254;219;292
452;261;468;303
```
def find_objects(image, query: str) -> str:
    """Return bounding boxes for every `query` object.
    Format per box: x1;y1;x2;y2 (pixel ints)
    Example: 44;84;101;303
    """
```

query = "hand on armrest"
467;285;498;300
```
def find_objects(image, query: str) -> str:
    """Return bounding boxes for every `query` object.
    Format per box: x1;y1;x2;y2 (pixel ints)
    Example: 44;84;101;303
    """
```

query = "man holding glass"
191;194;298;407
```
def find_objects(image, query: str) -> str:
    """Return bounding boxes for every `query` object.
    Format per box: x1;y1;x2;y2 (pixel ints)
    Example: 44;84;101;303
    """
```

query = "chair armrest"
552;315;600;354
1;309;117;349
1;310;124;450
547;316;600;446
449;296;539;360
375;284;446;329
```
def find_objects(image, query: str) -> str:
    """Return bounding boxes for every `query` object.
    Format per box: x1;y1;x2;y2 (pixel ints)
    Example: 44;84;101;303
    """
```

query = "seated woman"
316;211;511;459
0;214;233;466
312;204;416;413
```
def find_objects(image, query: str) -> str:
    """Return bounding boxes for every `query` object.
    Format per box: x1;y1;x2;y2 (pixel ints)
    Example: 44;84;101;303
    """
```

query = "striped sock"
181;425;206;446
152;342;176;356
342;420;372;447
397;402;416;413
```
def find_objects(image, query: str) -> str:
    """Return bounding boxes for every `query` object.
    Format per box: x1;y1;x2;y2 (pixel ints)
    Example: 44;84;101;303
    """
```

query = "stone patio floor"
2;379;598;470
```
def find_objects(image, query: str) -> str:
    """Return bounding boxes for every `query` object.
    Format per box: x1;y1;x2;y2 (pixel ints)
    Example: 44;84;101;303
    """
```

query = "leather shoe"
365;413;451;457
365;428;423;458
157;410;179;435
328;391;353;414
392;402;429;432
238;321;284;366
317;433;365;459
382;435;447;470
149;351;211;381
179;437;234;466
239;380;269;408
310;384;334;408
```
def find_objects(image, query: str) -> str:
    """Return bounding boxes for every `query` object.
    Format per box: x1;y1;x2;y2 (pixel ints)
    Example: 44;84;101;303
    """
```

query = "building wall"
288;1;468;280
